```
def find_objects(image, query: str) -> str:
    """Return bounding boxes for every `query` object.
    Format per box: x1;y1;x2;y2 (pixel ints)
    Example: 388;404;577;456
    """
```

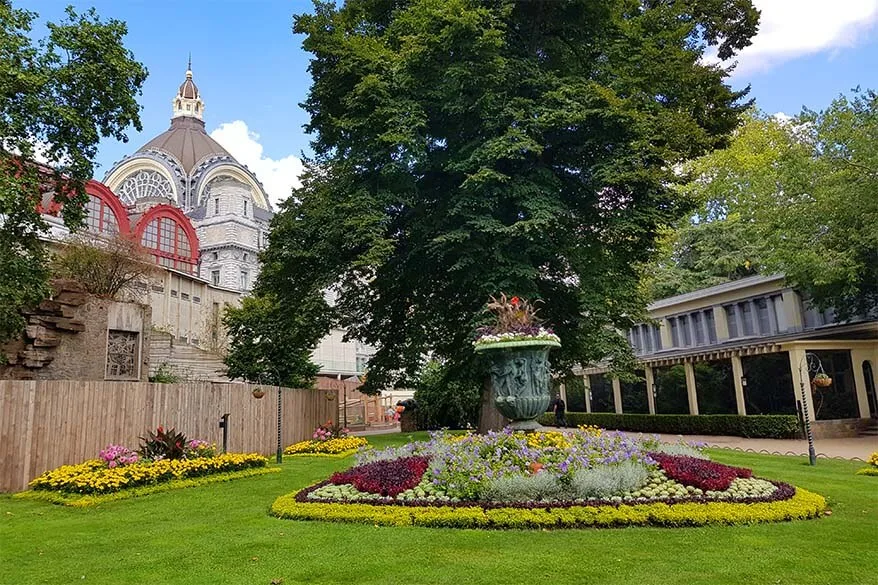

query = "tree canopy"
0;2;146;344
677;94;877;318
242;0;759;393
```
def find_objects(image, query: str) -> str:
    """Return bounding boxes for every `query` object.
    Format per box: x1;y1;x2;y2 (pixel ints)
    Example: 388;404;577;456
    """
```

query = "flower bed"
857;451;878;476
284;422;369;457
28;452;270;495
20;426;272;504
272;429;825;529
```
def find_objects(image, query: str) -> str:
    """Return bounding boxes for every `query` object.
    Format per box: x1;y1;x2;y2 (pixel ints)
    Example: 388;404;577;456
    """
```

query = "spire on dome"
172;57;204;121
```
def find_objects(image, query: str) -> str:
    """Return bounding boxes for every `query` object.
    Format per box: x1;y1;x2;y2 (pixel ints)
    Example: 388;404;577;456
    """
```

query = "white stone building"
37;64;374;380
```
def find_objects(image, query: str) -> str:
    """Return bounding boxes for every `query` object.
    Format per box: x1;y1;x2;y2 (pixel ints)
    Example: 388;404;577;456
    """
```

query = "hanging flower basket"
812;374;832;388
252;388;266;399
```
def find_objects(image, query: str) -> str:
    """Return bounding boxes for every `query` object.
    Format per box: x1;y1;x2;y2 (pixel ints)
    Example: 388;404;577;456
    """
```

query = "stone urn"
475;339;561;431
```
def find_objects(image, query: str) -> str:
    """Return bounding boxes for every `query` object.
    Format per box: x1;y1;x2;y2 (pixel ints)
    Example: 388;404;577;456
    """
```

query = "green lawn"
1;432;875;585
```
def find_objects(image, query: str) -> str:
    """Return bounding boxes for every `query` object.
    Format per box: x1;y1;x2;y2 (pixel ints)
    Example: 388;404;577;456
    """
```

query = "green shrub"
538;412;801;439
413;361;480;430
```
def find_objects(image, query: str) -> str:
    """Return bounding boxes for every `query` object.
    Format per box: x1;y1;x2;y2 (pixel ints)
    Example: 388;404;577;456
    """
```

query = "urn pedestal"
475;339;560;431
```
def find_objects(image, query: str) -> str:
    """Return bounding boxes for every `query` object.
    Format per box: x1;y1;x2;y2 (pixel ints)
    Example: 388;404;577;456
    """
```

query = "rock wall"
0;280;151;381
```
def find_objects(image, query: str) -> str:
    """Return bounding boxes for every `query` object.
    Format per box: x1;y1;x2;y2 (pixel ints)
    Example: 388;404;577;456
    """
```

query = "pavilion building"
569;275;877;437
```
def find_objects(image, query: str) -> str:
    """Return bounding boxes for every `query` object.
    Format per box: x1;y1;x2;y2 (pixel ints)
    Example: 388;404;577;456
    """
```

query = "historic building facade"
33;65;373;381
103;63;269;294
568;275;878;436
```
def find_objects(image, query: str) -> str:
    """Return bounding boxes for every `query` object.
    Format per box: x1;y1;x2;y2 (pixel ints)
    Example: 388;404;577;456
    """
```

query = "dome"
139;116;231;174
179;70;199;99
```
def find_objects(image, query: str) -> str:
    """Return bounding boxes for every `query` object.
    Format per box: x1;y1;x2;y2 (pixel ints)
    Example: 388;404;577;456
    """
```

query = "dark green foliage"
413;361;481;430
645;215;761;300
139;426;188;461
258;0;758;394
539;412;802;439
0;2;146;344
223;295;325;388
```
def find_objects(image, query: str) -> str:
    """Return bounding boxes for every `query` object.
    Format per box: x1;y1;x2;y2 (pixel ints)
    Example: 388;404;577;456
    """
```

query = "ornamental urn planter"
474;339;561;431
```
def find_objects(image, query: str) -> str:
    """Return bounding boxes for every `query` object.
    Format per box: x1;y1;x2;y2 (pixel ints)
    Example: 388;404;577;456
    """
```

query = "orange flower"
529;461;544;474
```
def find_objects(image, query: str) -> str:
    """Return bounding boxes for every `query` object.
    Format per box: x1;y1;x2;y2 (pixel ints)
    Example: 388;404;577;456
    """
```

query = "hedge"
539;412;801;439
271;487;825;529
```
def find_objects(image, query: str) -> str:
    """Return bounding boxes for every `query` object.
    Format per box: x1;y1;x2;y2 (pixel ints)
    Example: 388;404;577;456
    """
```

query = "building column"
782;290;804;332
644;366;656;415
659;318;673;349
612;378;623;414
713;306;730;342
787;347;815;423
850;349;871;418
730;355;747;416
684;361;699;415
559;382;567;405
582;374;592;413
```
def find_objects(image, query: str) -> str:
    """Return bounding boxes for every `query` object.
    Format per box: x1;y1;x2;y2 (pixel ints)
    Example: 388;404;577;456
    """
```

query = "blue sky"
25;0;878;207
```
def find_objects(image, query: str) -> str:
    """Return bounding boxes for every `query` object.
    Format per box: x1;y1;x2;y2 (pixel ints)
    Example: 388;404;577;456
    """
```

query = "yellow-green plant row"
16;467;279;507
856;451;878;476
271;487;826;529
28;452;270;494
284;436;368;456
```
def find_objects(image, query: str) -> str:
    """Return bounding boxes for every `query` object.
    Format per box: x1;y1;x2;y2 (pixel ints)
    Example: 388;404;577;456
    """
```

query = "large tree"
253;0;758;393
679;95;878;318
0;2;146;344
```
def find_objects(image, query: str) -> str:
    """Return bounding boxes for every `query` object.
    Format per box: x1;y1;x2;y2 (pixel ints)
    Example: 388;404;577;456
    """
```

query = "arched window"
82;181;131;236
117;170;175;205
135;205;199;274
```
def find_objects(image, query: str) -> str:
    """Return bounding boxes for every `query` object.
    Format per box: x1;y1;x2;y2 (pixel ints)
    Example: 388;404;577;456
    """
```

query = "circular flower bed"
272;429;825;529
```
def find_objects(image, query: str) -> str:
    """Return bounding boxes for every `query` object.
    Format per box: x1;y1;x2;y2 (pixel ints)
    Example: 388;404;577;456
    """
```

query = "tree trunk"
478;376;509;433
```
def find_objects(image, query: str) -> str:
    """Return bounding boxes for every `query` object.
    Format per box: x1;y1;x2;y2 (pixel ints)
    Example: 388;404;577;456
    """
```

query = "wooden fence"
0;380;336;492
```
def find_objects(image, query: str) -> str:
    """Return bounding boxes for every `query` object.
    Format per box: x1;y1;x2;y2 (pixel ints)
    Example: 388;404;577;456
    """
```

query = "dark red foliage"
651;453;752;491
330;456;429;497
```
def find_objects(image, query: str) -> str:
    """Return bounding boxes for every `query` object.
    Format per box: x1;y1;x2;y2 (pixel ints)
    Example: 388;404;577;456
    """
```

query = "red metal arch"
86;179;132;235
134;204;200;272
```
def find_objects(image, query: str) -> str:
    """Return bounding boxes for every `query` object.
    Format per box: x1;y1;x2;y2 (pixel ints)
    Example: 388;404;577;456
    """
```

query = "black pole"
221;413;229;453
798;380;817;466
276;385;282;464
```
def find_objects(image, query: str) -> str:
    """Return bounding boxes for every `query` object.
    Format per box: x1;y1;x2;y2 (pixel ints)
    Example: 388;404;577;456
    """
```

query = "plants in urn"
474;295;560;430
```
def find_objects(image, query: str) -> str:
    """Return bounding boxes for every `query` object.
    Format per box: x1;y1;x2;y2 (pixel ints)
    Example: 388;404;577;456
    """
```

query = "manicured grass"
1;432;875;585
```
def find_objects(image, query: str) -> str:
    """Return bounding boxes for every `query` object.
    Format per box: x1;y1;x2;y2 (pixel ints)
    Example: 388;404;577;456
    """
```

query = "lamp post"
798;352;829;466
276;379;283;465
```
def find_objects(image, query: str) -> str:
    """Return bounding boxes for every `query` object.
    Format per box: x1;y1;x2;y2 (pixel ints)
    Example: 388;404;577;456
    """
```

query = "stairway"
149;331;230;382
859;419;878;437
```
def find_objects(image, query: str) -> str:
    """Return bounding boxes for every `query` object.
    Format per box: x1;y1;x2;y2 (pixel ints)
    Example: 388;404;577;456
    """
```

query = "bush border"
14;467;279;507
539;412;802;439
271;486;825;529
856;467;878;476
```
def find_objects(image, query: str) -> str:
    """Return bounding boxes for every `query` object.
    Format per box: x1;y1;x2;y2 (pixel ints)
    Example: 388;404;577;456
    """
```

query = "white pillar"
730;355;747;416
559;382;568;405
684;361;699;415
612;378;623;414
644;366;656;415
582;374;592;413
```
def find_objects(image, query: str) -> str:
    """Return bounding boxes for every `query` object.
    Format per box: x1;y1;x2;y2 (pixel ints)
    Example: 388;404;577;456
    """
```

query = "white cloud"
210;120;304;209
713;0;878;75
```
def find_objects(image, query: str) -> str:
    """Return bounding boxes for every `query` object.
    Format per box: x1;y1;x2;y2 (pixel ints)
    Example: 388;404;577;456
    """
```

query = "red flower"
157;426;164;434
510;296;520;306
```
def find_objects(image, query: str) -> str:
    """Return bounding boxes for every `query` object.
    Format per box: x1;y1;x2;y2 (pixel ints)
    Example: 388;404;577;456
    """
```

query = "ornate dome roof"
139;116;231;174
178;69;199;99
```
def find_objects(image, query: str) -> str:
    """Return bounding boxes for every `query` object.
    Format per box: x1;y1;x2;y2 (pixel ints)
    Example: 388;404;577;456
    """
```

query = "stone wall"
0;280;151;381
